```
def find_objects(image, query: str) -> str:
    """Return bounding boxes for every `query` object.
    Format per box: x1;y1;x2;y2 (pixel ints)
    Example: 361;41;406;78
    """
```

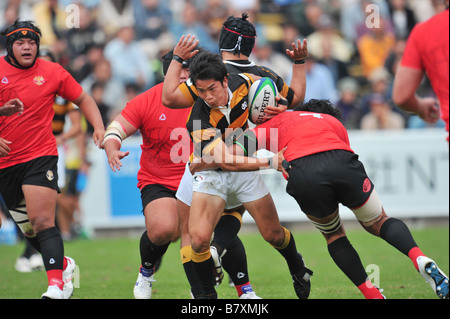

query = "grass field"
0;226;448;300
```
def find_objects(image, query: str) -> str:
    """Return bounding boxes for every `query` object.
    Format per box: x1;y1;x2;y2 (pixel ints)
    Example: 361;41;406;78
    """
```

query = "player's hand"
106;149;130;172
270;146;288;174
93;129;106;149
286;38;308;61
0;138;11;157
263;96;288;121
0;98;24;116
417;97;440;124
174;34;199;61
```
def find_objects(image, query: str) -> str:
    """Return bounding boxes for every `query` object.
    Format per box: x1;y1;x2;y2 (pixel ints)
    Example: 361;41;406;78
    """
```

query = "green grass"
0;226;448;299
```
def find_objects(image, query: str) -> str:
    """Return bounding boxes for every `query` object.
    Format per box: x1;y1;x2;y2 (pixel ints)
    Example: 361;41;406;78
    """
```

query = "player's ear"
222;76;228;89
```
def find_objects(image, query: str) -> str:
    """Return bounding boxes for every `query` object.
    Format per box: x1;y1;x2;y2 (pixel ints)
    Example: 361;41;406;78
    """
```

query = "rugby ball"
248;78;278;125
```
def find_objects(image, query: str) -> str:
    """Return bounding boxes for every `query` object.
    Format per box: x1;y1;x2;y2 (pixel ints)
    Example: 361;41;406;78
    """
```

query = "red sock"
358;280;384;299
408;247;425;271
235;282;252;297
47;269;64;290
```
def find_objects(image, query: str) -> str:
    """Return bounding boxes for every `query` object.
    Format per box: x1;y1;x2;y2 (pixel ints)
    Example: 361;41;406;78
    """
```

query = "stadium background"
0;0;448;240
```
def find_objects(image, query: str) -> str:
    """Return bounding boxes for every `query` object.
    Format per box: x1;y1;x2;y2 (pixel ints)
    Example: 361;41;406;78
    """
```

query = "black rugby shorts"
140;184;177;214
285;150;374;219
0;156;60;209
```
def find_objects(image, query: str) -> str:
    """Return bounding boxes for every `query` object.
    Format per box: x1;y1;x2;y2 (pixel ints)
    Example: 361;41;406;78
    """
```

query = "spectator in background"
81;57;126;114
306;14;354;65
303;55;338;103
335;77;362;130
98;0;134;40
71;43;105;83
104;25;154;91
387;0;417;39
170;1;217;53
360;67;392;116
272;22;301;55
199;0;230;43
357;16;395;78
360;93;405;130
133;0;172;41
32;0;68;47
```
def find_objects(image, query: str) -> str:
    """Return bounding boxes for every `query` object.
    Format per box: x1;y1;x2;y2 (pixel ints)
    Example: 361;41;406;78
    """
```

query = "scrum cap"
2;19;41;68
219;13;256;57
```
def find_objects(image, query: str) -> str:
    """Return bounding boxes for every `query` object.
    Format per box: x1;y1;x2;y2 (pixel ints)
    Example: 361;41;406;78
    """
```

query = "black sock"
183;260;204;298
36;227;64;271
379;218;418;256
274;228;304;275
222;236;249;286
327;236;367;286
139;231;170;270
211;213;242;256
191;249;217;298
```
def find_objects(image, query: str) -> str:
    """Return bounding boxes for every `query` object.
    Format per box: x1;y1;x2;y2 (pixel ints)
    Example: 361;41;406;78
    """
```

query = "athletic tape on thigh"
309;214;342;234
9;199;36;238
351;189;383;223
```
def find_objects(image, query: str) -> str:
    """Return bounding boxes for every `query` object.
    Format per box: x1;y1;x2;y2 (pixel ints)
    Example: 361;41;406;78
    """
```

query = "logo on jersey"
46;170;55;181
363;178;371;193
159;114;167;121
241;101;248;111
1;77;8;84
33;76;45;86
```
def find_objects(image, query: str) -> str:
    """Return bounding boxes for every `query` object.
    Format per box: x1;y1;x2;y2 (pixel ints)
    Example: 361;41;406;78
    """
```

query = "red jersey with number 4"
0;57;83;169
121;82;192;191
251;111;353;161
400;9;449;132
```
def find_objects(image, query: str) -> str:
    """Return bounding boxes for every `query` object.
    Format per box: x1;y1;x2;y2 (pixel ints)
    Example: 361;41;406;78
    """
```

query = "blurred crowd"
1;0;448;131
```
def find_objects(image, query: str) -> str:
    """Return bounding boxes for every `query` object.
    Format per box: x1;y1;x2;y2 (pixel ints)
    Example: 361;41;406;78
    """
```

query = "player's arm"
0;138;11;157
102;114;138;172
285;39;308;107
392;65;440;123
162;35;199;108
73;90;106;147
56;108;82;146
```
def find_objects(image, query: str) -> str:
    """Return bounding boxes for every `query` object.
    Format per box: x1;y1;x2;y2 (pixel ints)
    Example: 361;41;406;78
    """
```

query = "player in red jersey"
103;50;193;299
0;20;105;299
220;99;448;299
393;1;449;140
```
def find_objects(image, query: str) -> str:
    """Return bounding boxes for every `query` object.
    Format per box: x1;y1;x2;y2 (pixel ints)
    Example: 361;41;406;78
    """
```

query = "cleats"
210;246;224;286
41;285;63;299
418;256;449;299
239;291;262;299
62;256;76;299
292;263;313;299
133;267;155;299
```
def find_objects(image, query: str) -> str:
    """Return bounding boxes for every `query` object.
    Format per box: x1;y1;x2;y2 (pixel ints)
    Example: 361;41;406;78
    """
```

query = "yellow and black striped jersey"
186;73;256;157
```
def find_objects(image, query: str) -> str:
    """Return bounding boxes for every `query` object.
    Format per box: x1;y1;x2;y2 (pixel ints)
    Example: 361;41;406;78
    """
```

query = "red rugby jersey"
0;57;83;169
121;82;192;191
400;9;449;132
251;111;353;161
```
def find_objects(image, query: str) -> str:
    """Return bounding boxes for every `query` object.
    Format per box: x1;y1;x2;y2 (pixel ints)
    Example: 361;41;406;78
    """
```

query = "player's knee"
263;228;285;247
351;189;384;235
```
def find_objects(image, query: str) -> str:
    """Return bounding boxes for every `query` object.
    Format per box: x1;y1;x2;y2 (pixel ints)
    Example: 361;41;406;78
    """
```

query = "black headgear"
219;13;256;57
162;49;197;75
2;19;41;68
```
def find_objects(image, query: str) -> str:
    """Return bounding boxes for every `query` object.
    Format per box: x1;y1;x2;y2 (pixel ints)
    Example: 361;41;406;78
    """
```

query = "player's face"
12;38;38;67
195;77;229;109
179;68;190;84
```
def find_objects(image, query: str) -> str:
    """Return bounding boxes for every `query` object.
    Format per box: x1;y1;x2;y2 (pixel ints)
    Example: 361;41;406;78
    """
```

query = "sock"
235;282;256;297
380;218;422;270
327;236;368;288
358;280;384;299
273;227;304;275
211;212;242;256
139;231;170;270
408;247;425;271
221;236;249;289
191;248;217;298
37;227;64;290
180;246;203;298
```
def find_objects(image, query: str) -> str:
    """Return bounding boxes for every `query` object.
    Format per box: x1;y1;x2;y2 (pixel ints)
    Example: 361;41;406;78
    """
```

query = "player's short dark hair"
189;51;227;86
219;13;256;57
294;99;343;121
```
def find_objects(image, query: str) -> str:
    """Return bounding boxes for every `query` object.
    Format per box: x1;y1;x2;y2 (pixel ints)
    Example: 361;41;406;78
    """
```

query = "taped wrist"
234;130;257;156
103;120;127;147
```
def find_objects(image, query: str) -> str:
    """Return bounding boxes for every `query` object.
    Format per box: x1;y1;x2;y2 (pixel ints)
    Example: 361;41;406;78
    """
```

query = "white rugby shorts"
176;163;269;209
